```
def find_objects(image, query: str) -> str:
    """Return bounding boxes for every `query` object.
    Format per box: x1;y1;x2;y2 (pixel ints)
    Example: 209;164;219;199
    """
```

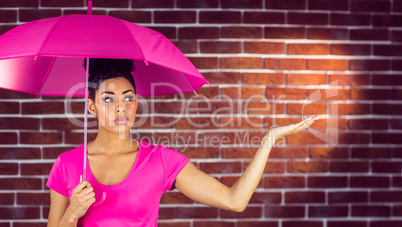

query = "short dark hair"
84;58;136;101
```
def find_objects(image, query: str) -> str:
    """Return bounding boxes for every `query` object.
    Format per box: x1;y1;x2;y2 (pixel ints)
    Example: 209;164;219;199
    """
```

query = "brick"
331;13;371;25
131;0;173;8
288;13;328;25
203;72;241;84
41;0;83;7
21;163;53;176
177;0;218;8
0;193;14;205
373;74;402;86
21;102;64;114
200;11;241;24
222;87;265;99
245;42;286;54
239;221;277;227
19;9;61;22
0;89;35;99
179;27;219;39
199;101;241;115
391;119;402;129
0;132;18;145
287;132;329;144
336;103;370;115
178;146;220;159
351;88;391;100
0;163;18;175
160;192;192;204
374;44;402;56
245;161;285;173
310;147;349;159
0;102;19;114
20;132;62;145
289;44;329;55
17;193;49;205
250;192;281;204
269;146;308;159
188;57;218;69
221;206;262;218
0;24;17;35
373;132;402;144
329;191;368;203
176;117;218;130
219;117;262;129
108;10;151;23
371;191;402;202
190;86;219;99
352;205;390;217
244;12;284;24
331;161;369;173
200;41;241;53
222;147;257;159
351;29;389;41
221;57;263;69
351;0;391;12
153;101;196;114
370;221;402;227
288;161;328;173
372;161;402;173
0;10;17;23
331;44;371;56
350;176;389;188
309;206;348;217
243;73;284;85
158;222;190;227
308;28;348;40
266;0;305;9
172;40;197;53
0;117;39;130
244;101;285;114
374;15;402;27
194;222;235;227
265;27;305;39
154;11;196;24
222;0;263;8
351;147;391;159
222;26;262;38
0;0;38;7
199;161;242;174
0;207;40;219
328;221;366;227
392;30;402;41
309;176;347;188
337;133;370;144
146;26;176;39
91;0;128;7
265;176;305;188
265;206;305;218
309;0;348;10
287;73;327;85
330;74;369;86
0;147;41;160
176;207;218;218
350;59;390;71
286;191;325;203
0;178;42;190
287;102;327;115
349;119;388;130
159;207;175;219
265;58;306;70
63;10;107;15
283;222;322;227
307;59;348;71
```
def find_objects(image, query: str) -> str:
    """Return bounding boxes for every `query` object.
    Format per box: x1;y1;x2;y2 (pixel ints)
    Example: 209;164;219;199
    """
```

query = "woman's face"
88;77;138;134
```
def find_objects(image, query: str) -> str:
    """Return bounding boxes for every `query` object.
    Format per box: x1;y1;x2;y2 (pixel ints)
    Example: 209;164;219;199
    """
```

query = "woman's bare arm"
175;117;318;212
47;190;76;227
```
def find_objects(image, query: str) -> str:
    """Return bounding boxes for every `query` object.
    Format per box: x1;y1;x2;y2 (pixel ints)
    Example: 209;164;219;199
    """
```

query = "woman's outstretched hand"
262;116;319;146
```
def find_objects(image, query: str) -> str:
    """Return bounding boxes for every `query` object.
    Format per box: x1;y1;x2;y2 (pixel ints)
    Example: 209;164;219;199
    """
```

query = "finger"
73;180;92;193
294;117;317;132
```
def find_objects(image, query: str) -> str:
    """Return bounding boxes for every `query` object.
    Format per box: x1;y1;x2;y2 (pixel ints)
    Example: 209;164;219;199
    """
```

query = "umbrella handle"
92;192;107;207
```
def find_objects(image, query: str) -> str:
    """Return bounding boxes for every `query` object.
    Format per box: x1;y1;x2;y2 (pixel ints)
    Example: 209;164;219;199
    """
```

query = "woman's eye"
103;97;113;103
125;96;134;102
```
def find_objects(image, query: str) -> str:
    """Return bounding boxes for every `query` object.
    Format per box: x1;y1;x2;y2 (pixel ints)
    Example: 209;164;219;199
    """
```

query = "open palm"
263;116;319;145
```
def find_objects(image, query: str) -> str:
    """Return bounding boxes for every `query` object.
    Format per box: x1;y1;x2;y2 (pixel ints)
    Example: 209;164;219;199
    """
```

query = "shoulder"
139;140;183;157
57;144;85;167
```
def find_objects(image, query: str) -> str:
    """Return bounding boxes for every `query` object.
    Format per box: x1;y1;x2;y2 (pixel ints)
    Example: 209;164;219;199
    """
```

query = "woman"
47;59;318;226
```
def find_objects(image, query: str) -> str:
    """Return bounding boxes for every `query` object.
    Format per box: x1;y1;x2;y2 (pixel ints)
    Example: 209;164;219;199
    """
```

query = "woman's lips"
114;117;128;125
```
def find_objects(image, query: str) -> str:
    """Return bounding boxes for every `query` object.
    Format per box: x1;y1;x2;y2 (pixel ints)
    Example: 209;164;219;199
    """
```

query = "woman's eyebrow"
122;89;134;94
100;90;134;95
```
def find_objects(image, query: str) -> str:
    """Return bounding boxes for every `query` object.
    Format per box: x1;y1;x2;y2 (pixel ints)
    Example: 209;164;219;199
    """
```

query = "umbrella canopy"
0;14;209;98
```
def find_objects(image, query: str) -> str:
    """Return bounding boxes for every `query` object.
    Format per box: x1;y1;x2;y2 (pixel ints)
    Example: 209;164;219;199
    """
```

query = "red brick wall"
1;0;402;226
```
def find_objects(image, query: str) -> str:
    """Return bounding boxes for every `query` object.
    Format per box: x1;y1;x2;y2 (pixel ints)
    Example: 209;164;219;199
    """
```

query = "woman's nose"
116;99;125;112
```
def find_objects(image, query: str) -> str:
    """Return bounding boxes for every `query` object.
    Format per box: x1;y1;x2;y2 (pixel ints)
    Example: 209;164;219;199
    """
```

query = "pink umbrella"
0;1;209;206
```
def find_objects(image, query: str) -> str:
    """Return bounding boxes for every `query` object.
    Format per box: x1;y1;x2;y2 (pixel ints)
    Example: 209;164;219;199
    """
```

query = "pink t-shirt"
46;141;189;226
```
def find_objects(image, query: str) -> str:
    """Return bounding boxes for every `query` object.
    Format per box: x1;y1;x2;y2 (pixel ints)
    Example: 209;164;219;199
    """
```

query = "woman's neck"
89;128;138;155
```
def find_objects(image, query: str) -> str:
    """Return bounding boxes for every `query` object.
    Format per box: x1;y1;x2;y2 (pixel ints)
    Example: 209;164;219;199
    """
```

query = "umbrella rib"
118;19;147;62
37;16;66;56
180;72;198;96
36;57;56;99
